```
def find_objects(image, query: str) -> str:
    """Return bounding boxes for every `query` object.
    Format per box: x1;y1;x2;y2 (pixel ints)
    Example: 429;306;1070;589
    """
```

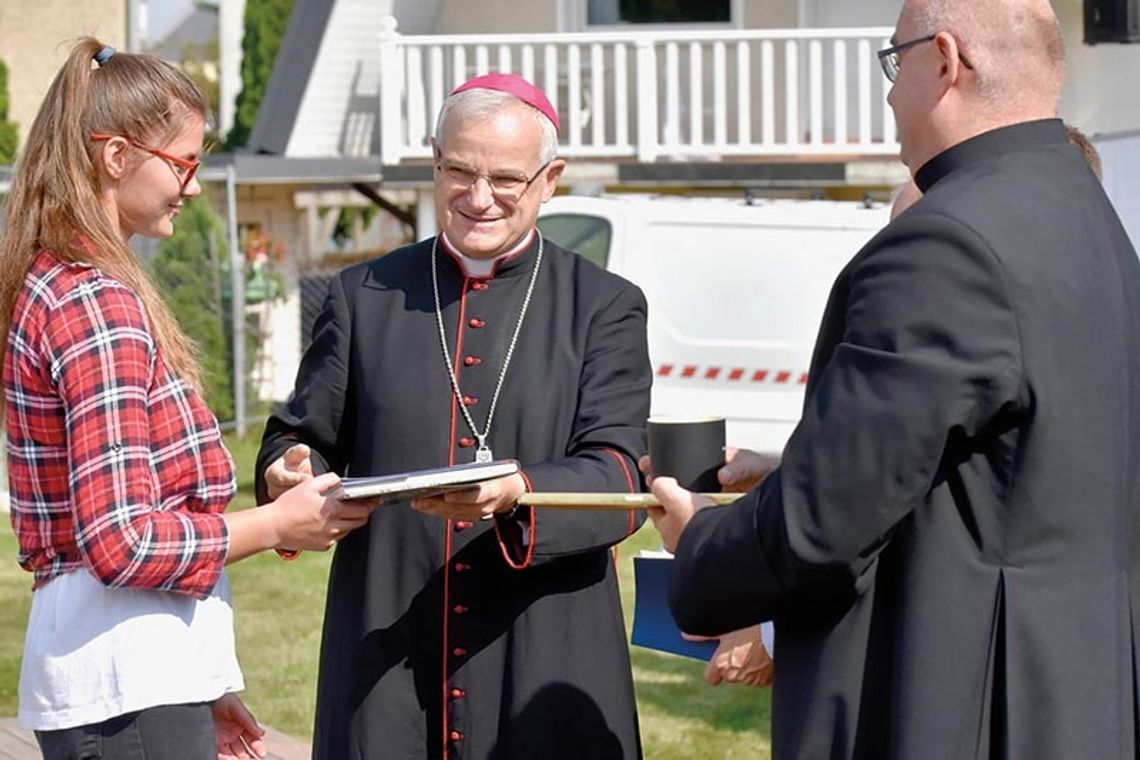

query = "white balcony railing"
378;18;899;165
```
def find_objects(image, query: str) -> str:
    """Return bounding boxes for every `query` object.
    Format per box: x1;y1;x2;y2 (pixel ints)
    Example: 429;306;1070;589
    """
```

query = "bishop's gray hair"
434;88;559;165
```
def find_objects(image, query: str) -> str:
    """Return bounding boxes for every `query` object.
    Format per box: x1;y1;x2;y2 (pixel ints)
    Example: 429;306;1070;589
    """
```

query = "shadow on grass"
630;646;772;731
616;525;771;758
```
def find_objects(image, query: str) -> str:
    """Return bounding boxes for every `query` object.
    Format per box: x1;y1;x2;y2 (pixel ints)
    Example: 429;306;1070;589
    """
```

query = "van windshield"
536;213;612;269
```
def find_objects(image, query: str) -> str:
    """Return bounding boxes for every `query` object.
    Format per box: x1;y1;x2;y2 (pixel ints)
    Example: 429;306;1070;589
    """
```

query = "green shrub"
0;59;19;164
225;0;296;149
147;193;235;419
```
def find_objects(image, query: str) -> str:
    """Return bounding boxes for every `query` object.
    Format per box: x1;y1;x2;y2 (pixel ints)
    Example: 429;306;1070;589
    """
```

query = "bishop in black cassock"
256;74;650;760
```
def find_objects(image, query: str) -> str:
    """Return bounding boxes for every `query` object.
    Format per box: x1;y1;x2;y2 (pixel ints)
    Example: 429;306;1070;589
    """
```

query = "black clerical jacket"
670;119;1140;759
256;234;650;760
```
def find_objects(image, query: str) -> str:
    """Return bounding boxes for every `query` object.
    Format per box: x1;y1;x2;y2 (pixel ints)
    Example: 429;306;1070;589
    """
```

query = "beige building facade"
0;0;128;152
432;0;893;34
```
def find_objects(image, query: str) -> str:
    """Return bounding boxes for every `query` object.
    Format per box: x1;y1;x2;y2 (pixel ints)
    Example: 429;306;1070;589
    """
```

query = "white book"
332;460;520;501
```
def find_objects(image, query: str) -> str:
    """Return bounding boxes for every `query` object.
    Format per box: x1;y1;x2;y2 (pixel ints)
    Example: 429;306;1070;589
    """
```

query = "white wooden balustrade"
378;17;899;166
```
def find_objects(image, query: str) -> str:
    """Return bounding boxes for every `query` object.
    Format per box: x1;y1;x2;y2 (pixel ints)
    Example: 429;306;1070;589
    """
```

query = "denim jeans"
35;702;215;760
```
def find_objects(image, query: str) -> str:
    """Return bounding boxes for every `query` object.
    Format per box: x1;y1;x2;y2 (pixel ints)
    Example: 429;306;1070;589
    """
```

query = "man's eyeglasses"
90;132;201;193
877;33;975;83
435;157;552;202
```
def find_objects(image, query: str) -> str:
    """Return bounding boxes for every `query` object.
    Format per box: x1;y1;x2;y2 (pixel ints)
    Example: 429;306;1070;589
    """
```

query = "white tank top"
17;567;244;730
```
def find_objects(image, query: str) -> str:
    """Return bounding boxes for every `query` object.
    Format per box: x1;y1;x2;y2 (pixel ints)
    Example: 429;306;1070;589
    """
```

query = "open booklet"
332;460;520;502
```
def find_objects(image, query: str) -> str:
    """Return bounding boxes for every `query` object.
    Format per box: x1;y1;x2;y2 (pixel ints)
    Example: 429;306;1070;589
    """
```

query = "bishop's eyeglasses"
435;157;553;202
877;33;975;83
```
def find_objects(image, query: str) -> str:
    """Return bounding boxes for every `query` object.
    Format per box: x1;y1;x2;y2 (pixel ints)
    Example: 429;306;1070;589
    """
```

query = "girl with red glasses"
0;36;376;760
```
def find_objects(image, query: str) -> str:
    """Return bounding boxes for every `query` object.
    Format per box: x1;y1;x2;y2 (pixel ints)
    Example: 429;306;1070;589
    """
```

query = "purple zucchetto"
450;73;560;135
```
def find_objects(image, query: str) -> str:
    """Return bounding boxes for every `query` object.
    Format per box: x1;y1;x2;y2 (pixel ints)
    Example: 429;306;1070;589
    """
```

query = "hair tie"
94;45;115;67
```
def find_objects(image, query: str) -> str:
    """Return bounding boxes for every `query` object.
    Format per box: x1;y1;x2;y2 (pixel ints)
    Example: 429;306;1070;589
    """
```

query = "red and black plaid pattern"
5;251;236;600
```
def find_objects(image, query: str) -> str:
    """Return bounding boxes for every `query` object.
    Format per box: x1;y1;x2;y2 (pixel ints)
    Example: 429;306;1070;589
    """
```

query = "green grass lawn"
0;520;29;715
0;432;771;758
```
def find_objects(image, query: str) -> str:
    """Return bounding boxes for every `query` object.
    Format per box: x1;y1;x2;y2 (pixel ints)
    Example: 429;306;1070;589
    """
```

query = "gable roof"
248;0;444;158
246;0;333;154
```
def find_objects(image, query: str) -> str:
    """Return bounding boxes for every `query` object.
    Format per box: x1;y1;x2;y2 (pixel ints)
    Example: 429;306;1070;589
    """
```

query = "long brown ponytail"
0;37;208;402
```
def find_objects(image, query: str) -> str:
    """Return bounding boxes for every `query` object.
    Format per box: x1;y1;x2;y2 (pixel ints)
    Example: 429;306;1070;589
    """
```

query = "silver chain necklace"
431;232;544;463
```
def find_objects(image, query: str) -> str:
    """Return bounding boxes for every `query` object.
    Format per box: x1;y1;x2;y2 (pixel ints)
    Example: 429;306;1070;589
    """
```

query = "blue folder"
631;555;717;661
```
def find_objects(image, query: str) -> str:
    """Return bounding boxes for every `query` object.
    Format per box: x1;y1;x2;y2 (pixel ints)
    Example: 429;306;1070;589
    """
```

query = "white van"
536;194;891;455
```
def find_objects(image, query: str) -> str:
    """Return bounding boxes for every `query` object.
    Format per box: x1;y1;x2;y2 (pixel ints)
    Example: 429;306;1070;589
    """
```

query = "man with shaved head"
645;1;1140;757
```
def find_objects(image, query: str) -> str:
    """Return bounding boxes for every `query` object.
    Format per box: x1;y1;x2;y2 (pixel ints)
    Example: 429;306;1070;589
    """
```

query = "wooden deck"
0;717;311;759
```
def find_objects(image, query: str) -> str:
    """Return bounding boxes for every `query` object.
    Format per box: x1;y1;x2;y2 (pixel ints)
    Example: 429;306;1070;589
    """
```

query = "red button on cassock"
450;687;466;699
454;562;471;572
452;647;467;658
468;318;486;328
472;281;489;291
454;520;474;531
462;395;478;405
464;356;482;367
453;604;468;615
458;437;475;447
450;730;465;741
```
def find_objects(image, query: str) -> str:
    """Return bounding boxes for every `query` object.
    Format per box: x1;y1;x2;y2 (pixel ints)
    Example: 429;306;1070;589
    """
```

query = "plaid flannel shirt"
5;251;235;600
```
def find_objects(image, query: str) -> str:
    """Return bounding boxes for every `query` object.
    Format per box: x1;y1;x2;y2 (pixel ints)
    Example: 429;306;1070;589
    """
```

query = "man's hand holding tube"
638;455;713;552
637;447;779;551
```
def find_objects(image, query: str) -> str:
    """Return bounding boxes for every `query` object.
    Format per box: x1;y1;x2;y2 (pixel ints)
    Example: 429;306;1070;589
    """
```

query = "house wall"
796;0;898;28
0;0;128;151
435;0;558;33
743;0;799;28
286;0;387;157
432;0;886;34
229;183;304;403
1055;0;1140;136
393;0;442;34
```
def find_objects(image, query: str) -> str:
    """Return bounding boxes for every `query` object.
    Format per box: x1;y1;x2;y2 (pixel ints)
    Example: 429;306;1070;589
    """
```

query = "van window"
536;213;612;269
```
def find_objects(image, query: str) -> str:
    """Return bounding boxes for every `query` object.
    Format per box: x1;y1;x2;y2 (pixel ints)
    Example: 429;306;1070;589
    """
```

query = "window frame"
568;0;744;31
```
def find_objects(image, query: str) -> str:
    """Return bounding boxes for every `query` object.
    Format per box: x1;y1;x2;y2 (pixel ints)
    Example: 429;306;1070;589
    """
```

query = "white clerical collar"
440;229;536;278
